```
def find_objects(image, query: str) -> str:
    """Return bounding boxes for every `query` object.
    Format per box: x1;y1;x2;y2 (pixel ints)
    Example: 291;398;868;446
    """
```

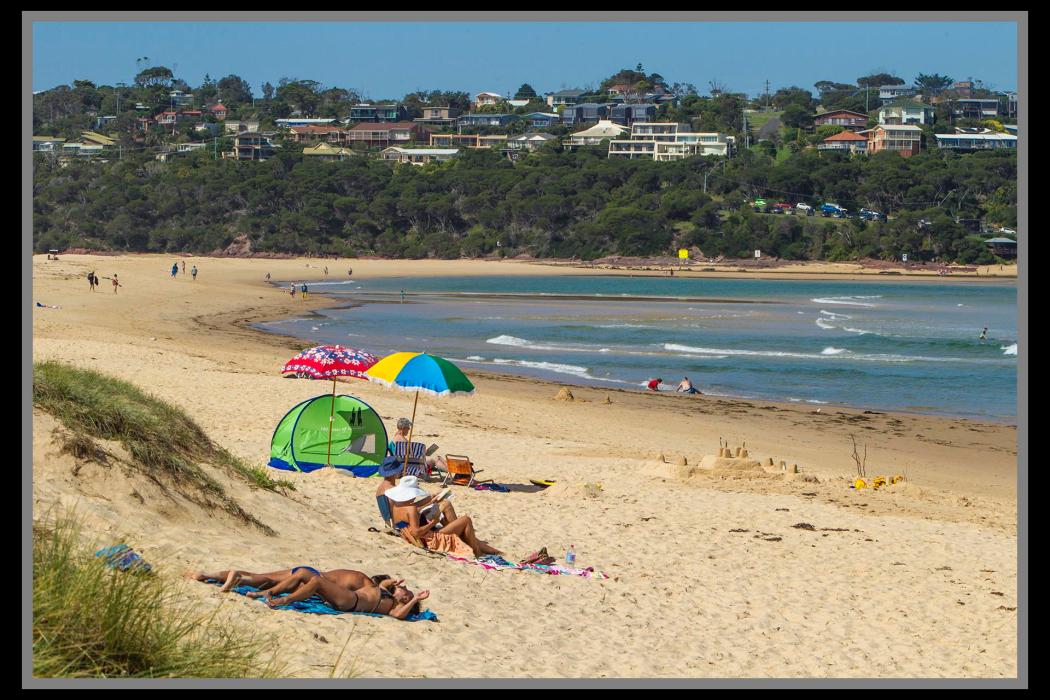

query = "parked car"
859;208;887;222
796;202;813;212
752;198;768;212
820;203;847;217
999;227;1016;235
918;218;933;230
774;202;794;214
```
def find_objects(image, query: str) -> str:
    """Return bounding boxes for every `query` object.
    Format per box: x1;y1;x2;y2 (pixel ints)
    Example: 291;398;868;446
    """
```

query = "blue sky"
32;22;1018;98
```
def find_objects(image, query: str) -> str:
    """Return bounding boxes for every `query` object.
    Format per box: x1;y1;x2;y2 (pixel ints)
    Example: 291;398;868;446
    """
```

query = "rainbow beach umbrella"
365;352;474;474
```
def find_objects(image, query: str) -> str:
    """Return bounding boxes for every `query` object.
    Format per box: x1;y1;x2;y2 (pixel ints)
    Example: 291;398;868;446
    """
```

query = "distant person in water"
400;289;405;303
289;283;296;298
301;282;308;300
191;265;198;281
979;327;988;341
647;378;662;392
676;377;701;395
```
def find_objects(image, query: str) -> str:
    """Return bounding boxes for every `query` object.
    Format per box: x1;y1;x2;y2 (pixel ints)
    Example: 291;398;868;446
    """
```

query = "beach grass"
32;361;289;533
32;510;284;678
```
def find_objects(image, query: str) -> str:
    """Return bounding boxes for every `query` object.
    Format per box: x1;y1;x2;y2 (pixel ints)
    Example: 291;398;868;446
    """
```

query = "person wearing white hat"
387;475;500;559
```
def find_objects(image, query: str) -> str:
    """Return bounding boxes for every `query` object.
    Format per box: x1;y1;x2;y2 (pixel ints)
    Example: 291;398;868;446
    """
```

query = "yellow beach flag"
678;249;689;260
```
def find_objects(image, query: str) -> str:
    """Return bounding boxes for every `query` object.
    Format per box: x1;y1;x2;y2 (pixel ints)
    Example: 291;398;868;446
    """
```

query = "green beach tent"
268;394;388;474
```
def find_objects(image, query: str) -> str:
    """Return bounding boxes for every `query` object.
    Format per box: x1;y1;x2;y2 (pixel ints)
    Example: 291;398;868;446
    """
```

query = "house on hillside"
609;103;657;126
169;90;194;107
347;121;428;149
347;104;407;123
504;133;557;152
522;112;562;129
878;85;916;103
414;106;462;127
877;100;934;126
207;103;228;120
302;142;356;161
561;103;608;126
275;118;337;129
287;125;347;144
950;98;1000;120
933;133;1017;151
545;89;586;109
866;124;922;156
563;119;629;148
228;131;276;160
984;237;1016;258
32;136;65;152
817;130;869;153
381;146;459;165
814;109;869;131
607;122;732;160
428;133;508;149
225;120;260;134
457;113;520;129
473;91;505;108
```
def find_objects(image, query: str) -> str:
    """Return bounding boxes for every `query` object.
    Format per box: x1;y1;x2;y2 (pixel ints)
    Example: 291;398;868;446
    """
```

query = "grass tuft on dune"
33;361;293;534
32;509;284;678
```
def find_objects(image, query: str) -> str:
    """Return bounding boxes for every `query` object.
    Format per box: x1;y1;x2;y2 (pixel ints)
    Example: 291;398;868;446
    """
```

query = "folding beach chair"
389;441;431;478
440;455;484;487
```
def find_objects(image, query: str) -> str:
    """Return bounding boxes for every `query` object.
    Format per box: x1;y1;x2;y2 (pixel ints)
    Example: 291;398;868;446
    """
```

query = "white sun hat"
384;475;429;504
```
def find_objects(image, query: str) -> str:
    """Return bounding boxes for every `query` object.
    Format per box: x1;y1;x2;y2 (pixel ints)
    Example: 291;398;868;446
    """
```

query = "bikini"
291;566;321;576
347;585;393;613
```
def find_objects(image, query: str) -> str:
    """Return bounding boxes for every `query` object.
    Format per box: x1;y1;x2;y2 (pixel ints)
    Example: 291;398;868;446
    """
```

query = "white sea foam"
841;326;871;335
811;296;881;307
492;358;593;380
821;347;848;355
466;355;486;361
1002;343;1018;356
815;318;836;330
820;310;852;320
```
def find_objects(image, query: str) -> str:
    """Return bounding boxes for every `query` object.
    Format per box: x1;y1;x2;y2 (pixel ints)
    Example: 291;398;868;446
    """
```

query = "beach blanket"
206;580;438;622
446;554;609;580
95;544;152;573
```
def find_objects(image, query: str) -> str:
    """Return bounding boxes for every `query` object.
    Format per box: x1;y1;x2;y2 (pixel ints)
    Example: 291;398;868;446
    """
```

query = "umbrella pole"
403;390;419;476
326;378;336;467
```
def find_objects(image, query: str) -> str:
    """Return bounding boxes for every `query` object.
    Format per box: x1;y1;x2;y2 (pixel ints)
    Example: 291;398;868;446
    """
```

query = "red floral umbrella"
282;345;378;381
281;345;379;467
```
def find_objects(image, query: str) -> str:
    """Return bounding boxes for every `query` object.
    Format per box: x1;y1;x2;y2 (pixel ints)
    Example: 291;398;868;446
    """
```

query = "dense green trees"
32;142;1015;265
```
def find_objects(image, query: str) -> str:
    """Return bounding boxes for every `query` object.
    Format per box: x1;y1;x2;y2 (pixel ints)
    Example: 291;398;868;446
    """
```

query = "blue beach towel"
207;580;438;622
95;544;153;573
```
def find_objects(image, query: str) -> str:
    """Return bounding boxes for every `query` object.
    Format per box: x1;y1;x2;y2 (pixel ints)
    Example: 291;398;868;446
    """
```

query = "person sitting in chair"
389;417;447;476
386;475;500;559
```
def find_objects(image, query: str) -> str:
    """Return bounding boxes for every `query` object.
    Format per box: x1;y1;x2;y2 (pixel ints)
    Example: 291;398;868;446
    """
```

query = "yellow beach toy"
853;478;867;489
871;475;888;489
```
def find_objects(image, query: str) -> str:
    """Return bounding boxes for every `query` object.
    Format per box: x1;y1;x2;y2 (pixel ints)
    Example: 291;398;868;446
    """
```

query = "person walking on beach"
348;267;353;277
191;265;198;281
112;273;121;294
290;283;296;299
324;266;328;277
87;271;96;292
647;377;662;392
266;272;271;281
181;261;186;274
301;282;309;301
676;377;701;395
171;262;178;278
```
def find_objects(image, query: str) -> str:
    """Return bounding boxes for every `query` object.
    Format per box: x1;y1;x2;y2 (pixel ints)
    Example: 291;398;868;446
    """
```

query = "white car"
796;202;813;212
999;227;1016;235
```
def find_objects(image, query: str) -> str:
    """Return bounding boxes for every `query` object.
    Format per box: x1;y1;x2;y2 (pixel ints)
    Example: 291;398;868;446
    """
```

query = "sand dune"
31;254;1017;678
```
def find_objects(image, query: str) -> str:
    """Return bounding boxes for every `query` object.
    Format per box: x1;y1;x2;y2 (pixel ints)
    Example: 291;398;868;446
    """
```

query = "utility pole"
764;80;771;109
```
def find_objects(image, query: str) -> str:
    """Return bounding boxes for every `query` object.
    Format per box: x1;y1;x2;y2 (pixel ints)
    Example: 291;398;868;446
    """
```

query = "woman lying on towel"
183;567;390;594
264;569;429;619
386;475;502;559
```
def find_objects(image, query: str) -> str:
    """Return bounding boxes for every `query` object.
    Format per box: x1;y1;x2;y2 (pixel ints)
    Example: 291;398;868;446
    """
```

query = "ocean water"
256;275;1018;421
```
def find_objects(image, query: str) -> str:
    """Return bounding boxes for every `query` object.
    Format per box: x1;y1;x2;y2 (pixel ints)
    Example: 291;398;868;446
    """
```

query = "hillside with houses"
31;66;1018;262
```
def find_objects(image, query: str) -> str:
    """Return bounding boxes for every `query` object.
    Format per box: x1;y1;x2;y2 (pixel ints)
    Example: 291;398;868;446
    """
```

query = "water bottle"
565;544;576;567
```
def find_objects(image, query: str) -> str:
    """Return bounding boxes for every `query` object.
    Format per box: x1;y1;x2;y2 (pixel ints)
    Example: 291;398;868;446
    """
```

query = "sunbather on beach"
390;417;448;474
386;475;500;558
265;569;428;619
182;567;390;594
247;569;399;601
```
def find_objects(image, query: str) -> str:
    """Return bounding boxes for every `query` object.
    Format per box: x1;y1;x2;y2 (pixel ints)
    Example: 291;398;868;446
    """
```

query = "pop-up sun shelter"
269;395;388;474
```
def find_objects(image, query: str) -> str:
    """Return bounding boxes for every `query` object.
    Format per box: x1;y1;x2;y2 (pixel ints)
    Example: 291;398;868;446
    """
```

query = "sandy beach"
31;254;1018;678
